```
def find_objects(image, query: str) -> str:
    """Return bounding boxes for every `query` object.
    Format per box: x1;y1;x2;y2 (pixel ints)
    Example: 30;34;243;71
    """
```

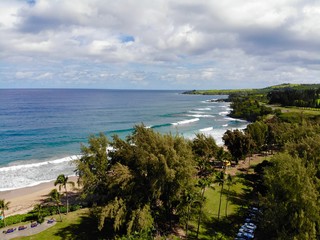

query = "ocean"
0;89;247;191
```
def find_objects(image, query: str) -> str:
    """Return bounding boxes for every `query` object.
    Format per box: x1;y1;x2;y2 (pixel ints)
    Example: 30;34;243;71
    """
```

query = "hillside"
183;83;320;95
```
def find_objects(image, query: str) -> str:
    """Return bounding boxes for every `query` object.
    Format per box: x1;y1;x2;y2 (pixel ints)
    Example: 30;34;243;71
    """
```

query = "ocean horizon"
0;89;247;191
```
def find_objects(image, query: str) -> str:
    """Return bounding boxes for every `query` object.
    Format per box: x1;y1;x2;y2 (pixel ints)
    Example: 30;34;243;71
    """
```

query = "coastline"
0;176;79;217
0;93;248;219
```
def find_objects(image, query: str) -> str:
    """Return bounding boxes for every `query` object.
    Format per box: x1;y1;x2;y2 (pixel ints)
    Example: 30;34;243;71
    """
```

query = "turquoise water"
0;89;247;190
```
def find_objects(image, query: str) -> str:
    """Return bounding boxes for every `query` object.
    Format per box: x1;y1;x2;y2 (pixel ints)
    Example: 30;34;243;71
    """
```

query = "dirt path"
225;154;269;176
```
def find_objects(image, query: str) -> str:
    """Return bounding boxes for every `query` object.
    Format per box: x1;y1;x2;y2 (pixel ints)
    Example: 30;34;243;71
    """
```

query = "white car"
237;232;254;239
243;223;257;230
239;227;254;234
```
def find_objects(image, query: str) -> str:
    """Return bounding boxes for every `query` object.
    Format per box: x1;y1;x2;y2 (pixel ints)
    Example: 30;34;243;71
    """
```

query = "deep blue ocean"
0;89;247;191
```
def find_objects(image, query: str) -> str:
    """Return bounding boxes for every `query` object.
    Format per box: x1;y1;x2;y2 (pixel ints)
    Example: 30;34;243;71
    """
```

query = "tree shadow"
188;172;260;239
53;213;108;240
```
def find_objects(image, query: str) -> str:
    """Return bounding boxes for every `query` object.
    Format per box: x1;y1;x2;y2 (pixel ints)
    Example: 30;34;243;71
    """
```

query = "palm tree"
54;174;75;214
215;171;226;220
225;174;234;217
196;178;213;239
0;199;10;227
49;189;62;222
33;203;44;223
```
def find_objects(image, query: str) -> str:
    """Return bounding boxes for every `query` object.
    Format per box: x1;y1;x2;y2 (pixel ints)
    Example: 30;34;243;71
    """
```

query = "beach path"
0;220;56;240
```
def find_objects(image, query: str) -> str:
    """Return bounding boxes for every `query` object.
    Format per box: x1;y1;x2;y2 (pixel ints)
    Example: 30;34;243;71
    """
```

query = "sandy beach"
0;176;79;216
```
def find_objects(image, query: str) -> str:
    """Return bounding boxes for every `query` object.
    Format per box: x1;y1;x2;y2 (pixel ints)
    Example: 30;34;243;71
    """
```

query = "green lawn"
13;208;99;240
11;173;253;240
12;176;250;240
187;177;250;239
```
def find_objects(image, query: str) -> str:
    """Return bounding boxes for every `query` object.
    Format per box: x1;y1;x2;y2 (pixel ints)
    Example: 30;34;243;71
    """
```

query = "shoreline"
0;176;78;217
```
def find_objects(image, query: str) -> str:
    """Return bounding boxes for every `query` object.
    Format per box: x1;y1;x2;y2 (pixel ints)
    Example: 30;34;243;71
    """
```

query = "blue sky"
0;0;320;89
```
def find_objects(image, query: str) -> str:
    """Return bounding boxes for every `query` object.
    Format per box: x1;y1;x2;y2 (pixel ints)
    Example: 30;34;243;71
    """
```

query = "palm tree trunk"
57;205;62;222
196;187;205;239
65;186;69;215
225;185;230;217
3;211;6;227
217;183;224;220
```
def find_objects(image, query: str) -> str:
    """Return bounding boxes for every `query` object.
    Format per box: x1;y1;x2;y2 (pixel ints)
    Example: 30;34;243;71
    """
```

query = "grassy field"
12;178;250;240
11;163;260;240
12;208;100;240
187;176;250;240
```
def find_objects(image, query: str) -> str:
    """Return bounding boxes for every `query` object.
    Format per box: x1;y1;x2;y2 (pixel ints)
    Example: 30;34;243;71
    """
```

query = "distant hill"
183;83;320;95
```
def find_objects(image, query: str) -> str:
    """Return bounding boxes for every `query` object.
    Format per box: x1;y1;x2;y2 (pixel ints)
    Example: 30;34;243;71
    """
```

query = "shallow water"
0;89;247;190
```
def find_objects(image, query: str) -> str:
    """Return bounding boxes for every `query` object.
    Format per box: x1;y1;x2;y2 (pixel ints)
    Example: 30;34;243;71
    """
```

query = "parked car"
237;232;254;239
243;223;257;230
239;226;254;234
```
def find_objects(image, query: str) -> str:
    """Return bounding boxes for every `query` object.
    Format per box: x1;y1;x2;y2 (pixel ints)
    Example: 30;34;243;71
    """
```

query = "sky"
0;0;320;90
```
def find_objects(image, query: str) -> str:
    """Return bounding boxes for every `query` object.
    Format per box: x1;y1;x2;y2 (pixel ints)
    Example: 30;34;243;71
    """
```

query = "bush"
0;213;34;228
0;204;83;228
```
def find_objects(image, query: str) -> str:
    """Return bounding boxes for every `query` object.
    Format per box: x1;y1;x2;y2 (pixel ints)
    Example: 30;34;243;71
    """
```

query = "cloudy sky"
0;0;319;89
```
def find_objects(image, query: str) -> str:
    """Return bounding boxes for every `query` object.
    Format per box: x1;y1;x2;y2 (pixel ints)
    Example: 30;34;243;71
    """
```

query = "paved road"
0;221;56;240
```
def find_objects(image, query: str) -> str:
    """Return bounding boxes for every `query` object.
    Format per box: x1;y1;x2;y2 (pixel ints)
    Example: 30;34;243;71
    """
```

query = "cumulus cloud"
0;0;319;89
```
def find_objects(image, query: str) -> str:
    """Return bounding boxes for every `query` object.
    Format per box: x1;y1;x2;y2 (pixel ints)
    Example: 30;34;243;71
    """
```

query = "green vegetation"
13;177;249;240
4;83;320;239
183;83;320;96
223;129;253;164
54;174;75;215
13;208;94;240
256;153;320;239
228;95;273;121
183;89;254;95
268;87;320;108
76;127;198;238
0;199;10;227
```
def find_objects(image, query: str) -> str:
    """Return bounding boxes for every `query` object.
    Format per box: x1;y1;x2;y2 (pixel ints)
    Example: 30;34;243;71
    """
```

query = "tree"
54;174;75;214
246;121;268;153
224;174;233;217
191;133;217;238
223;129;253;164
191;133;218;161
49;189;62;222
0;199;10;227
33;203;44;223
76;133;111;204
195;178;213;239
259;153;320;239
214;171;226;220
179;191;198;239
75;126;197;237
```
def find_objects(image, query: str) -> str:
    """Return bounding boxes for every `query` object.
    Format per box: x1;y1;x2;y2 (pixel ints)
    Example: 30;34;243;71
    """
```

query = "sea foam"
172;118;200;126
0;156;79;191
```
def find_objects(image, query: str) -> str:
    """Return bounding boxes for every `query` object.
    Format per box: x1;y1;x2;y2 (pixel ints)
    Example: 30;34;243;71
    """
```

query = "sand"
0;176;79;216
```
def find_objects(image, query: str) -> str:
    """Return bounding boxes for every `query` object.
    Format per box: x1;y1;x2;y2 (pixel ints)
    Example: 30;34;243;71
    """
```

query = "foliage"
258;153;320;239
229;96;273;122
0;199;10;227
54;174;75;214
245;121;268;152
0;213;32;228
75;125;197;237
222;129;253;164
49;189;63;222
268;87;320;108
285;134;320;178
190;133;218;238
183;83;320;97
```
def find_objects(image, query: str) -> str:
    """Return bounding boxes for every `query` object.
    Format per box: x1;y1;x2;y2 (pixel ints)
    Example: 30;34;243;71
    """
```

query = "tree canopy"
75;125;198;237
258;153;320;239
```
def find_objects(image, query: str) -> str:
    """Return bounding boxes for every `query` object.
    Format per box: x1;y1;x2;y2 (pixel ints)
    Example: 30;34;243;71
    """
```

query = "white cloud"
0;0;319;89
